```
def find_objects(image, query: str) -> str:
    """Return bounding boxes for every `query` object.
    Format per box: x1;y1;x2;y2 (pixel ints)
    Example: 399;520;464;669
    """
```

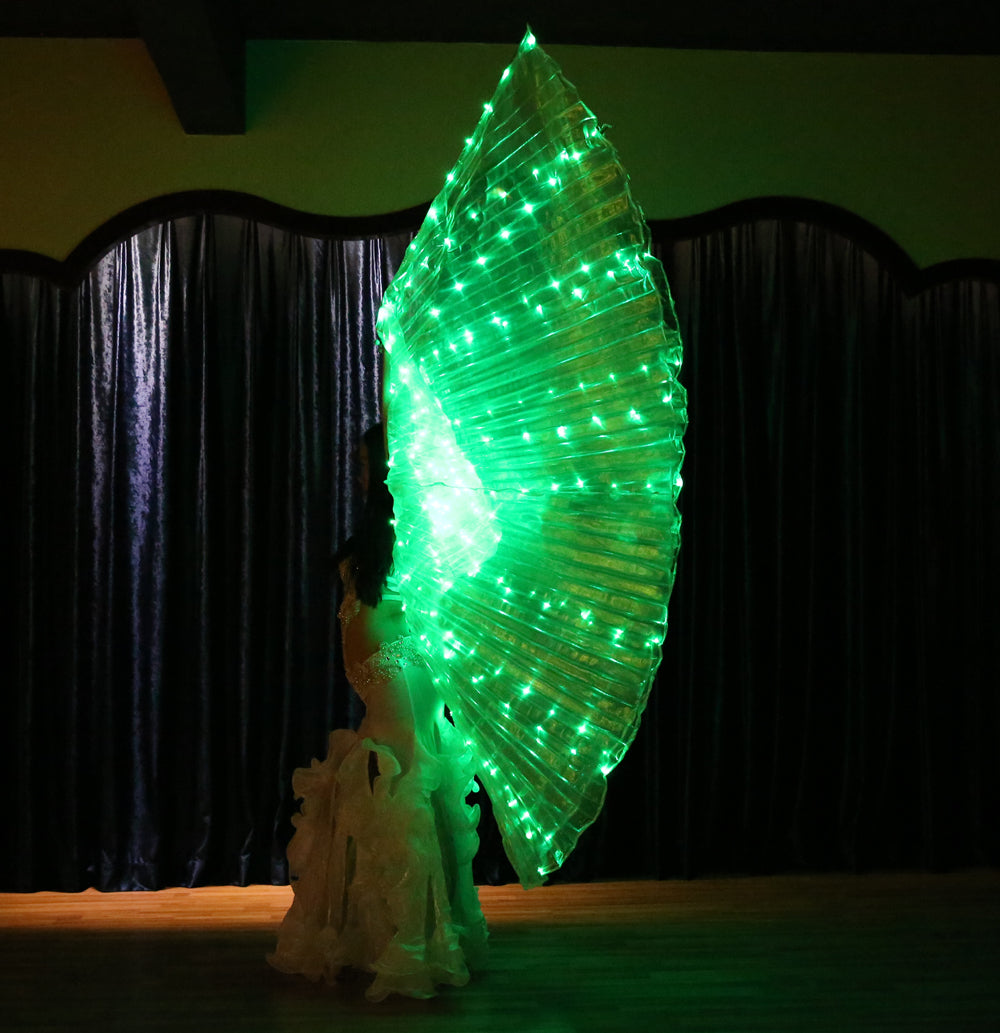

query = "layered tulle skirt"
267;696;488;1001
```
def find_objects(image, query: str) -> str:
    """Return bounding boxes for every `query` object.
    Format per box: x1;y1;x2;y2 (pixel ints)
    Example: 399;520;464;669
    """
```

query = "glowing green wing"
377;32;686;888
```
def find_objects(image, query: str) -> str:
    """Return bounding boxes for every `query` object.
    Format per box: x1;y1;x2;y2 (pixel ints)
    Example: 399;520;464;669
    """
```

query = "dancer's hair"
335;423;395;606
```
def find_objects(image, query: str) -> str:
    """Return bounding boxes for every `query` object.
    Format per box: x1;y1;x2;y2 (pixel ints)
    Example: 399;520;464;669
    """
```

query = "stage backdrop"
3;196;998;891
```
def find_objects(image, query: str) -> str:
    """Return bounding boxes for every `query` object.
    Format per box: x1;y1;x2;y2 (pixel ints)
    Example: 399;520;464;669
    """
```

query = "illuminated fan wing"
377;31;686;888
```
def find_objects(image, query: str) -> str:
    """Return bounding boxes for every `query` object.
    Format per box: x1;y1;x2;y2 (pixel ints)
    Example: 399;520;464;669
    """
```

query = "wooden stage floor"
1;872;997;1032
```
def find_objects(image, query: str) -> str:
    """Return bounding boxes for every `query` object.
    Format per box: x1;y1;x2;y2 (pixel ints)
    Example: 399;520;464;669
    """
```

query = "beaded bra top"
338;560;422;698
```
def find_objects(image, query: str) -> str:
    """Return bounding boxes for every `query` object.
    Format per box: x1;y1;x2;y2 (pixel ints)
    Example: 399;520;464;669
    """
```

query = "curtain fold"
5;216;411;890
3;208;997;890
626;222;1000;878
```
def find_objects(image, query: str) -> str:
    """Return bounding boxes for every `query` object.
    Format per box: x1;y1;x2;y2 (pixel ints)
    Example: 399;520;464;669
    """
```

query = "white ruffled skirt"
267;666;488;1001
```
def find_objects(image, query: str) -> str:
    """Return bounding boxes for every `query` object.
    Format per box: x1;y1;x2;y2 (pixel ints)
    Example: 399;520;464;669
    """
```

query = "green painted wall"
1;38;998;266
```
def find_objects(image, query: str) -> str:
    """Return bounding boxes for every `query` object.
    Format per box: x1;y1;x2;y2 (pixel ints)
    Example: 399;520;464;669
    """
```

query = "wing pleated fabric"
377;32;687;887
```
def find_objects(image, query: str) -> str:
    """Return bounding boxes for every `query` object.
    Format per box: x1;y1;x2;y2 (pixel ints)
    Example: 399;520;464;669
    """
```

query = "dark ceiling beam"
130;0;245;134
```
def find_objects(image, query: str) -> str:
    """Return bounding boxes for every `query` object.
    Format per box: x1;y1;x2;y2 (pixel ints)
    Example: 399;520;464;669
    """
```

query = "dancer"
271;28;686;1002
267;424;488;1001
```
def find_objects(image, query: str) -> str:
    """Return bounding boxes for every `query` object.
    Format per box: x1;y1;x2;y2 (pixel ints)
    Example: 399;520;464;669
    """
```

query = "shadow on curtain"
3;205;998;890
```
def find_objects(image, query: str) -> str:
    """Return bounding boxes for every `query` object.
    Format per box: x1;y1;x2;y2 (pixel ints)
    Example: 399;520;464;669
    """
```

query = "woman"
267;423;488;1001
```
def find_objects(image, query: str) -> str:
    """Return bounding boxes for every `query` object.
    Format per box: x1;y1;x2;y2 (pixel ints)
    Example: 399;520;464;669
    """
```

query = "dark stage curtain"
586;222;1000;880
3;215;410;890
3;202;998;890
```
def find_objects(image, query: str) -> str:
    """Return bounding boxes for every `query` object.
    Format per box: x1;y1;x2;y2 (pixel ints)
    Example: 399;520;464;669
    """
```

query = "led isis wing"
376;31;687;887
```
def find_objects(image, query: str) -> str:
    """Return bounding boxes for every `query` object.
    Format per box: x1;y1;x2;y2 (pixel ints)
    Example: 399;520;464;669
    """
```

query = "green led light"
375;29;686;890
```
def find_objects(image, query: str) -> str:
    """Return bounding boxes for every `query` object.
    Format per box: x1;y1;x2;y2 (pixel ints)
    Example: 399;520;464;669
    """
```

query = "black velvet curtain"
4;215;409;890
3;204;998;891
648;224;1000;878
